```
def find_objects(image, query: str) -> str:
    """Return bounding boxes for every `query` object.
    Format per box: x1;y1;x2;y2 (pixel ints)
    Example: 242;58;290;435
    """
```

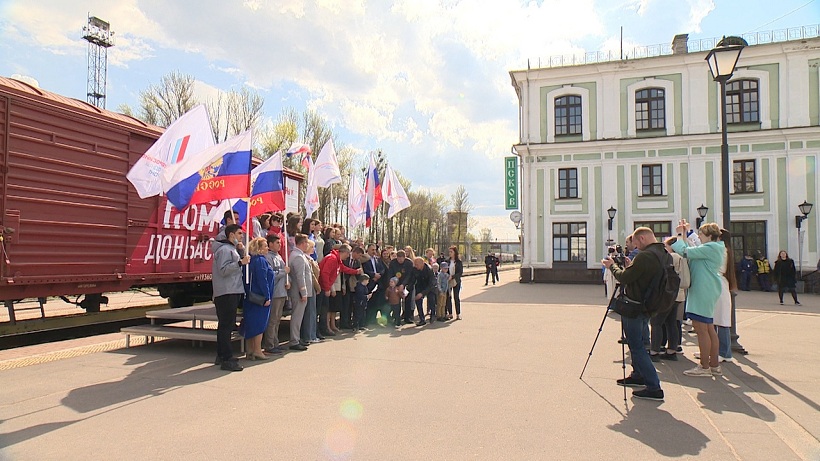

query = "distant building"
510;28;820;283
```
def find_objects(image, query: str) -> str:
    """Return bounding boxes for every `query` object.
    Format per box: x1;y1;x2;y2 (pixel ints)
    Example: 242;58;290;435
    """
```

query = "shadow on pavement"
0;420;78;449
736;355;820;413
0;343;224;448
61;343;222;414
608;403;710;457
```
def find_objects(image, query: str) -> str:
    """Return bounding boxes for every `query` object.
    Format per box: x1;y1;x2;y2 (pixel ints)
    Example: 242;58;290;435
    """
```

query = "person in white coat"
714;229;738;362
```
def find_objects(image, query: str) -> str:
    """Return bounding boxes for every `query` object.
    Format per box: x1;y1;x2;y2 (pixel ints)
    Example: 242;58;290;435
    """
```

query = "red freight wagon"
0;77;302;321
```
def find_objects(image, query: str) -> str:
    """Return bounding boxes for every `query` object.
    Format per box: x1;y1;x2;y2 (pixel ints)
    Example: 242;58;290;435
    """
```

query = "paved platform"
0;276;818;460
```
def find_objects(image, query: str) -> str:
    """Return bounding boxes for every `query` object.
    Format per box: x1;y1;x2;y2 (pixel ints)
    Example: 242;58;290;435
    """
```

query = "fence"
531;25;820;69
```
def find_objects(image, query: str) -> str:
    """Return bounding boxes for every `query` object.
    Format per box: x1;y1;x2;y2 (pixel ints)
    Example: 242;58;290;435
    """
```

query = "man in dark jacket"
739;254;756;291
388;250;415;324
340;246;364;329
484;253;494;286
602;227;665;401
411;257;435;325
363;244;386;326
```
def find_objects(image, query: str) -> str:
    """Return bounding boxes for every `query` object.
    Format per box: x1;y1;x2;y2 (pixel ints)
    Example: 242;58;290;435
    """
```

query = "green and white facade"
510;33;820;282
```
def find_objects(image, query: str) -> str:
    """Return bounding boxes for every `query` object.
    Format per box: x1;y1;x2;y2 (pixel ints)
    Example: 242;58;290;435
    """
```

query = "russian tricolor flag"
285;142;311;158
249;150;286;217
162;131;253;210
364;152;382;227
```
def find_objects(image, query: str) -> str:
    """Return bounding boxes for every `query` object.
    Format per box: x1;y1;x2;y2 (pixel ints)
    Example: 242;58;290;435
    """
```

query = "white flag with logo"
127;104;215;198
312;139;342;188
304;156;320;217
348;173;367;228
383;164;410;218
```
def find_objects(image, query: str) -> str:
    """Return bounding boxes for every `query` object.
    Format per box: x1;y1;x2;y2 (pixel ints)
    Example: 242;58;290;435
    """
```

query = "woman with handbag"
241;238;275;360
670;221;724;377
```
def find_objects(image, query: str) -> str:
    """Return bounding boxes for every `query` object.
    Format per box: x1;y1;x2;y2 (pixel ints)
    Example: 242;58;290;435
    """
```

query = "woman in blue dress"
241;237;275;360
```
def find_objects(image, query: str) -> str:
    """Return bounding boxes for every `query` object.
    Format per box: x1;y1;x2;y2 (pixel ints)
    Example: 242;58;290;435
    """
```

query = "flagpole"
282;217;289;286
245;137;253;280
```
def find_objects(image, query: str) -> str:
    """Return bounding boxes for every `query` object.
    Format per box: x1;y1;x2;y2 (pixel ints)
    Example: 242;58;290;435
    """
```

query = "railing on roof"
532;24;819;69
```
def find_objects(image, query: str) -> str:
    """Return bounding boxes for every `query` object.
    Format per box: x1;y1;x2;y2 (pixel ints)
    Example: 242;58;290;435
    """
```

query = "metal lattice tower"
82;16;114;109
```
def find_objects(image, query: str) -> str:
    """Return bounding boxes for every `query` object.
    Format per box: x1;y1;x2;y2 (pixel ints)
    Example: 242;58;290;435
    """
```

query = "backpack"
643;246;681;318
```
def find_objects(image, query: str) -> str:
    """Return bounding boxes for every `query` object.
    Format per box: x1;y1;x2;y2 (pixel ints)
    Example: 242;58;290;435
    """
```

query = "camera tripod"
580;290;628;403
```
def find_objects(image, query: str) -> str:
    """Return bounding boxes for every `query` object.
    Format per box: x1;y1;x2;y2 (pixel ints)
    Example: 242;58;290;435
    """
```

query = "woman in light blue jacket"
670;221;724;377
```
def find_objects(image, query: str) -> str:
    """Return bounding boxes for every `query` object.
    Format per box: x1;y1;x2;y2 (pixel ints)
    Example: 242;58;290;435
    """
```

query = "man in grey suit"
288;233;313;351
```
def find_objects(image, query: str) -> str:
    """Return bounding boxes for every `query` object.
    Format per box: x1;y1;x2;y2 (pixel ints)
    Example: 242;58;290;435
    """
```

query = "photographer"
603;246;619;299
602;227;665;401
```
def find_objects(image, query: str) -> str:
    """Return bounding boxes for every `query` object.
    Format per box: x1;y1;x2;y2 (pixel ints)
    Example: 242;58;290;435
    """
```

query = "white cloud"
10;74;39;88
0;0;162;66
685;0;716;33
0;0;724;215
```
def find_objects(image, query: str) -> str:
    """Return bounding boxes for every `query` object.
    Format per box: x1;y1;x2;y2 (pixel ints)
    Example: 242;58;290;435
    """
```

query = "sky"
1;0;819;241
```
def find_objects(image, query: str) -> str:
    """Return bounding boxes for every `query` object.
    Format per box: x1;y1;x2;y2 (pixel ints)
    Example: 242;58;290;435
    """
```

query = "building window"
555;95;582;136
553;222;586;262
635;88;665;130
726;79;759;124
733;160;756;193
730;221;767;265
641;164;663;196
558;168;578;199
633;221;672;242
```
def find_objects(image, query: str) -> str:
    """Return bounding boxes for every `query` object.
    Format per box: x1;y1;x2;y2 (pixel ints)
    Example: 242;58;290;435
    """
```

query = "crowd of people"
737;250;802;305
601;218;805;401
211;210;465;372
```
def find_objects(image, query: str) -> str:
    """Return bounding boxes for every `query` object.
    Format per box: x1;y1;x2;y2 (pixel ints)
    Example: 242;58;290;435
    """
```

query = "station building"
509;28;820;283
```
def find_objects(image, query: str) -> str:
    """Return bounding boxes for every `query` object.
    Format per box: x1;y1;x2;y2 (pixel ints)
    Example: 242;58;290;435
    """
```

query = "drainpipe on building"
525;61;534;283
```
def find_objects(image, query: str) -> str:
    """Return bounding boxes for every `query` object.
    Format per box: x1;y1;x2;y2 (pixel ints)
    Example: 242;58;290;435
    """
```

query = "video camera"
610;244;626;268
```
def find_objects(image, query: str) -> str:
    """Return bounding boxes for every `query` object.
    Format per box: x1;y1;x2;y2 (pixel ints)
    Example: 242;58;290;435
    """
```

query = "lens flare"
339;398;363;420
325;421;356;457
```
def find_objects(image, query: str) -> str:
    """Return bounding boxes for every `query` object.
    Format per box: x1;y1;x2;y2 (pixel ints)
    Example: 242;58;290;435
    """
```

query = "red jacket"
318;250;358;292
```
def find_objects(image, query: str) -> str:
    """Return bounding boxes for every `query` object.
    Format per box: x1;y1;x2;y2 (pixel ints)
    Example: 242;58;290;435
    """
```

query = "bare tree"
449;185;472;255
117;103;135;117
138;71;196;127
207;86;265;143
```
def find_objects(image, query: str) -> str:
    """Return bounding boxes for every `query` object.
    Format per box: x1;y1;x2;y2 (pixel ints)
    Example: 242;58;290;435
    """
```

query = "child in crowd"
385;277;403;328
353;274;371;331
430;263;440;322
436;262;450;321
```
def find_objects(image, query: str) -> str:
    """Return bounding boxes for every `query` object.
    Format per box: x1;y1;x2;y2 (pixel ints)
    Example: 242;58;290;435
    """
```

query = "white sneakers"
683;366;713;377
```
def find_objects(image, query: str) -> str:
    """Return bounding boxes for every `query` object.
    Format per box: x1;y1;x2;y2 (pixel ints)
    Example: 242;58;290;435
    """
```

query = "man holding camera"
602;227;665;401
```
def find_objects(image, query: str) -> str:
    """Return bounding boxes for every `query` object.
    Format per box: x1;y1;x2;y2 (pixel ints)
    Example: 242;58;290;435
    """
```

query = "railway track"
0;290;169;350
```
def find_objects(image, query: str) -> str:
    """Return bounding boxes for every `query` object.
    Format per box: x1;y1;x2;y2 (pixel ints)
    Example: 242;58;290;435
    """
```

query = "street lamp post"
607;206;617;242
706;36;747;354
795;200;814;281
696;204;709;229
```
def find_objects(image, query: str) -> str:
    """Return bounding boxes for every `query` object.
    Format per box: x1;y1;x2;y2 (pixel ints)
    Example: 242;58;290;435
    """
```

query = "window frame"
554;95;583;136
641;164;664;197
552;222;587;263
725;79;760;125
558;168;579;199
633;221;672;242
635;88;666;131
730;221;768;265
733;159;757;194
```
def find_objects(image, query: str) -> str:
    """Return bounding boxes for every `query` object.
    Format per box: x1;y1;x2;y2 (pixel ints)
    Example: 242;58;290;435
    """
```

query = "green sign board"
505;156;518;210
